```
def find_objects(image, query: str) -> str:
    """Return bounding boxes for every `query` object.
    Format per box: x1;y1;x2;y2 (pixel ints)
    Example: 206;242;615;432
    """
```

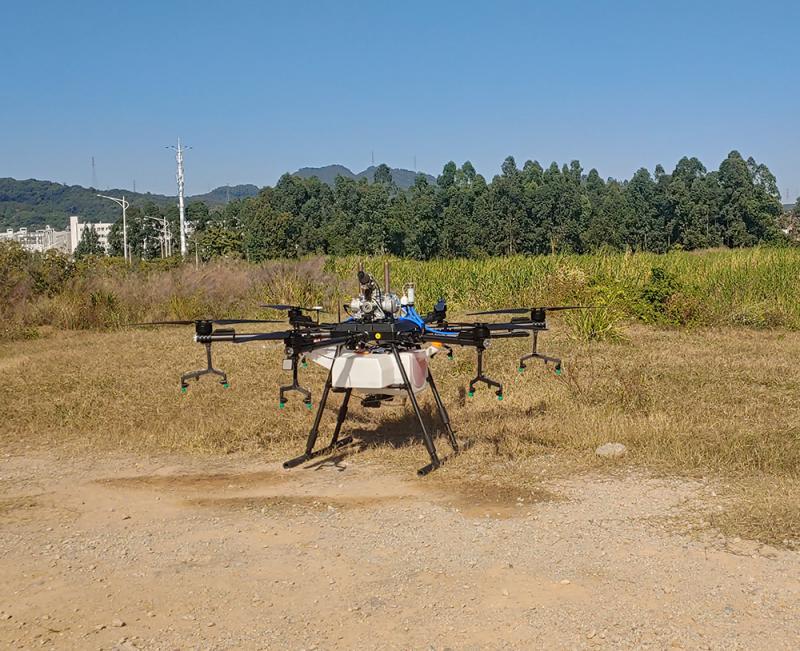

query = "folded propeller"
260;304;325;312
466;306;594;316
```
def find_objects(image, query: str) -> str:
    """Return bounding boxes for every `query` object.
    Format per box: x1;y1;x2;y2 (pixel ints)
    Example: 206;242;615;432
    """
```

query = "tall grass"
331;248;800;327
4;243;800;340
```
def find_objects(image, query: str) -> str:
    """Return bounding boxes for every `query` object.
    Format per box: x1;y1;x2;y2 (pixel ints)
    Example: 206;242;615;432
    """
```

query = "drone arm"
420;330;527;347
291;334;356;354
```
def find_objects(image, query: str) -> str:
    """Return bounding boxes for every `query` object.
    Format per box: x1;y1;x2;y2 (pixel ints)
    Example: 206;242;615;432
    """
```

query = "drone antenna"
384;260;391;295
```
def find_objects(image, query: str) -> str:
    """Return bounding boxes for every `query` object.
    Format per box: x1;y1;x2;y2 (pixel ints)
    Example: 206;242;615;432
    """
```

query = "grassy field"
2;319;798;548
3;248;800;547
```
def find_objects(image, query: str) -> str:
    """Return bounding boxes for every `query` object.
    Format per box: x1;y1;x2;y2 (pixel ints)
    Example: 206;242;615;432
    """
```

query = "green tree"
373;163;393;186
74;225;104;258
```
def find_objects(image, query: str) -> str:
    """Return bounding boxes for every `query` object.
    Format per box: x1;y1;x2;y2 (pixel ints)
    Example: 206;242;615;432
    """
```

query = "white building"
1;225;70;253
69;216;113;253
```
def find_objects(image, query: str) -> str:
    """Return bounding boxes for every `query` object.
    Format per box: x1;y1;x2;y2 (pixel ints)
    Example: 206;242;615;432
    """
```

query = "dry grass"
1;319;798;547
8;247;800;343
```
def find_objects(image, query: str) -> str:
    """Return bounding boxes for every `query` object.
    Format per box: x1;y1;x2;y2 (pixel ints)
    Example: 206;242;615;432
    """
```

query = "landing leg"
279;355;312;407
468;346;503;399
180;343;228;390
284;369;332;468
428;370;458;452
391;344;441;476
283;380;354;469
518;332;562;373
328;388;352;448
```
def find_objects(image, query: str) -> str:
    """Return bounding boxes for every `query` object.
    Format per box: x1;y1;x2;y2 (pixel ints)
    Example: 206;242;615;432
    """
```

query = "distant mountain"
190;184;260;205
0;165;435;232
294;165;435;189
294;165;357;186
0;179;258;231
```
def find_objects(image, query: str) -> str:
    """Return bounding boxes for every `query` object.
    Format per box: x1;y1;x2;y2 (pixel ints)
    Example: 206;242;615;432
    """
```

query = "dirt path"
0;451;798;650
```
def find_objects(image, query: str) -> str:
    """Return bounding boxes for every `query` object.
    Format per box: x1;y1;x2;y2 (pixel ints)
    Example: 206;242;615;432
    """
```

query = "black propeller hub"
195;320;213;337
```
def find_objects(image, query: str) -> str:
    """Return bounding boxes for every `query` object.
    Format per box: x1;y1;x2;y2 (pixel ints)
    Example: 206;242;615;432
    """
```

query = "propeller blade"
466;308;530;316
212;318;283;325
466;305;595;315
260;304;325;312
436;322;542;331
131;318;282;327
540;306;596;311
131;320;196;326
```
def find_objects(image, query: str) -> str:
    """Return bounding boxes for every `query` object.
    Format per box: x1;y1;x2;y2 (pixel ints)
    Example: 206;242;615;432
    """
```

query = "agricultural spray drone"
136;263;589;475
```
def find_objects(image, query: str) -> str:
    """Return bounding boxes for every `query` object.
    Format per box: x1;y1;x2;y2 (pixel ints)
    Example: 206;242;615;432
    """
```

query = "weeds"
6;246;800;341
565;305;625;342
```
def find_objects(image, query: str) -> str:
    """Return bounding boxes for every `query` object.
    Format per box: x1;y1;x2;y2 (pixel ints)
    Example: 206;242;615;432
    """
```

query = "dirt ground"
1;450;798;650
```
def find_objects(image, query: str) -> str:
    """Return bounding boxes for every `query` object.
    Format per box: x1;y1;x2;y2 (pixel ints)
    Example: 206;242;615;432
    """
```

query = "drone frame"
133;266;586;475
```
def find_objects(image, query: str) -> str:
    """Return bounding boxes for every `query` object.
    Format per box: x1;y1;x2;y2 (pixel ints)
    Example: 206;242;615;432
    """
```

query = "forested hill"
184;152;791;261
189;184;260;206
294;165;435;189
0;179;259;230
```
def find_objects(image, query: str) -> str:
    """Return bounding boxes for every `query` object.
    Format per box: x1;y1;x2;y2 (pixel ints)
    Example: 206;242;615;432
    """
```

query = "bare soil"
1;450;798;650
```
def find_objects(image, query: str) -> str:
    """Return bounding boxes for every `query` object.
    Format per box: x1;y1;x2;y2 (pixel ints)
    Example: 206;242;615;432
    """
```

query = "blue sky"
1;0;798;199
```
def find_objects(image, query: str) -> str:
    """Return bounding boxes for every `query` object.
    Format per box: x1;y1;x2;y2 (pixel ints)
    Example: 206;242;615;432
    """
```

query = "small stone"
111;618;125;628
595;443;627;458
559;579;571;585
587;630;597;639
501;589;509;596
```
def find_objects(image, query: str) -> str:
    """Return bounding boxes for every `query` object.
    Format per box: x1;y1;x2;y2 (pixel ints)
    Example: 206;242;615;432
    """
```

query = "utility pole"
97;194;130;262
167;138;191;257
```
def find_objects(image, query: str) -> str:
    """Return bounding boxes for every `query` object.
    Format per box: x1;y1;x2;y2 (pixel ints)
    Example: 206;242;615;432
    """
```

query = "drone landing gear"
518;331;562;374
418;367;459;475
390;344;459;476
468;346;503;400
283;375;354;468
283;344;459;476
279;355;312;409
180;342;228;391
